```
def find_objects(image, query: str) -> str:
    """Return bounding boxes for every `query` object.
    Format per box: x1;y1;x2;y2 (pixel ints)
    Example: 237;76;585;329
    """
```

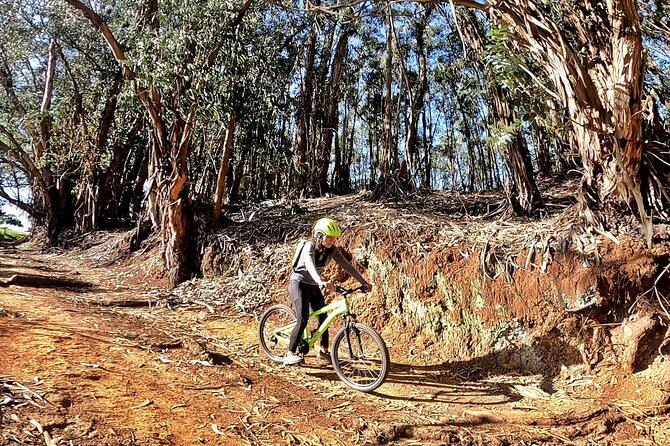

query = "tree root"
463;405;609;427
620;313;658;375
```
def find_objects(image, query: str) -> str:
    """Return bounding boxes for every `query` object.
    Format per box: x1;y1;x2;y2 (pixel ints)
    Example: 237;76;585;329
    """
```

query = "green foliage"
0;226;28;240
5;0;664;231
0;213;21;228
0;199;22;230
484;22;569;152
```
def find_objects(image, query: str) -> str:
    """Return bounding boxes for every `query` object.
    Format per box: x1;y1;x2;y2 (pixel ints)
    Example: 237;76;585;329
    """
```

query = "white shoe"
283;352;303;365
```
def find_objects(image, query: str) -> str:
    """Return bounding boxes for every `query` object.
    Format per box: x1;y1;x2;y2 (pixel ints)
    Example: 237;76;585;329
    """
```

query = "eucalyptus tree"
291;4;319;196
446;8;540;215
365;1;427;198
638;1;670;219
0;2;62;237
479;0;669;238
355;28;386;189
394;3;435;189
434;61;484;192
450;0;668;227
200;1;300;221
63;0;257;285
0;0;124;239
379;4;399;192
311;0;670;234
215;11;301;204
332;34;374;193
314;21;355;194
427;5;492;193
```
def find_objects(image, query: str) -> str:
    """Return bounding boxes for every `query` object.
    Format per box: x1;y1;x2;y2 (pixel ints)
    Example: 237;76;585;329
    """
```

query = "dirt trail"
0;247;666;445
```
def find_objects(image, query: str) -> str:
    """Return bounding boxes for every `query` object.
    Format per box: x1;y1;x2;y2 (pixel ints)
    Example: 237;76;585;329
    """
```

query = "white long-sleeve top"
290;241;366;287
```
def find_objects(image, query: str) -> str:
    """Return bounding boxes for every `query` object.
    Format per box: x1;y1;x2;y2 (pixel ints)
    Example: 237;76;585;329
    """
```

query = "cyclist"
284;218;372;365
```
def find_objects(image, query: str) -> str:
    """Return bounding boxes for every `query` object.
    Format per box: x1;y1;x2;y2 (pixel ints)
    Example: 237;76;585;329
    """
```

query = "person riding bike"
284;218;372;365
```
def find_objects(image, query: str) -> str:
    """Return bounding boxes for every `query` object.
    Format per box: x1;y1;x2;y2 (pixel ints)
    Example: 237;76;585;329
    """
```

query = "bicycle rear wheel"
332;323;389;392
258;304;296;362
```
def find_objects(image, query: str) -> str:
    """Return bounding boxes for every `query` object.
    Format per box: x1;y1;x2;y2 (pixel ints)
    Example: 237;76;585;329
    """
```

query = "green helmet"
313;218;342;237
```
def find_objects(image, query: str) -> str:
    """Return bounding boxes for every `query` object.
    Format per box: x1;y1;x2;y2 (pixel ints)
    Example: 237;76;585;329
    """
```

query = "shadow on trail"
371;362;521;405
303;360;522;405
304;333;584;405
0;261;61;273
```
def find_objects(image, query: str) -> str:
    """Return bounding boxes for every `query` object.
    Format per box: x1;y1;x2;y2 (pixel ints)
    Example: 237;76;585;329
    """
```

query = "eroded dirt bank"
1;245;670;445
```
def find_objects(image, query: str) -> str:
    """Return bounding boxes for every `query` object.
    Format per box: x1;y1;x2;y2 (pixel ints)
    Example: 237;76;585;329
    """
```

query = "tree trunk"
37;38;64;241
346;114;355;188
213;112;236;225
398;5;433;186
333;99;346;191
229;142;251;204
373;5;401;199
423;93;433;189
61;0;259;284
489;0;651;230
308;24;335;195
460;9;540;213
162;107;196;286
534;123;552;176
334;100;357;193
75;70;125;231
368;124;377;188
382;5;397;178
490;84;542;215
317;27;353;194
100;115;144;224
293;26;317;196
127;143;149;219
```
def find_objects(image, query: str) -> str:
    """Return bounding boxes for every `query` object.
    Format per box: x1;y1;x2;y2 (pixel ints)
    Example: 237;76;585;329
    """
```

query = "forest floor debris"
2;244;670;445
2;183;670;445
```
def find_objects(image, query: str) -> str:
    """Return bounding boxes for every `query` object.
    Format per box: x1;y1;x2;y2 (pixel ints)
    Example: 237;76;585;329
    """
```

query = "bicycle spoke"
259;305;296;362
335;326;385;387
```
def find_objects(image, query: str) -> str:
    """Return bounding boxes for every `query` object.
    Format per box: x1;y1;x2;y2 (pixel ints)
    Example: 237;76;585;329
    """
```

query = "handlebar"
334;285;368;295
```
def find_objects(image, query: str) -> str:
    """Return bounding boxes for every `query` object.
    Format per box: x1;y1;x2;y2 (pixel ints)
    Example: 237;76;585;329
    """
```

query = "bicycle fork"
343;315;363;359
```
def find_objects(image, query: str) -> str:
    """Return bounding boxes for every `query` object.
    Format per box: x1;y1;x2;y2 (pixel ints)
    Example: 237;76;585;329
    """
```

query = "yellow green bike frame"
273;296;350;351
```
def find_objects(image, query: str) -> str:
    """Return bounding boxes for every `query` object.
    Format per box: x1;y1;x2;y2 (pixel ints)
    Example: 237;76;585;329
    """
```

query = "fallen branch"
0;274;92;289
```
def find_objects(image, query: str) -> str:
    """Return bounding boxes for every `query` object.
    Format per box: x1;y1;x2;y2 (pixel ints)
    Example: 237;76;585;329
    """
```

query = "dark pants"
287;280;328;353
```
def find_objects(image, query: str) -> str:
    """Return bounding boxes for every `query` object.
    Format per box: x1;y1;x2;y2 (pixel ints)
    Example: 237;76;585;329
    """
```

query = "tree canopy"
1;0;669;283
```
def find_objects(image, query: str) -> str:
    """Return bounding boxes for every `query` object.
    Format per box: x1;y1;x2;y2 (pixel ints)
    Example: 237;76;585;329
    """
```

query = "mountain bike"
258;285;390;392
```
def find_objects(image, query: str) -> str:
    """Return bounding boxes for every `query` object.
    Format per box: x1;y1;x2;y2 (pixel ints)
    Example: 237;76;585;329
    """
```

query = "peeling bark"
487;0;648;229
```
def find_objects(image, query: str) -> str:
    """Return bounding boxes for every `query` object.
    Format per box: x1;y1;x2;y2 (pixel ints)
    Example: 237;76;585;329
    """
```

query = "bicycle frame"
301;297;349;350
268;288;358;352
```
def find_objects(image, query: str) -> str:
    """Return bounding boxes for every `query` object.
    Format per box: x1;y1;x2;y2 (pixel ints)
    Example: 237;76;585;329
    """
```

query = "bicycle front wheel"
258;304;296;362
332;323;389;392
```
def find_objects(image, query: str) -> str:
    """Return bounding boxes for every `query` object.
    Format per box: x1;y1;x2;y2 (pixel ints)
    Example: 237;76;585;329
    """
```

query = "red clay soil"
1;246;670;446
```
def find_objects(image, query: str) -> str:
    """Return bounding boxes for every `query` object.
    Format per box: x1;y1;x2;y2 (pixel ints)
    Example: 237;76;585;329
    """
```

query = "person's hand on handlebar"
320;281;335;292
